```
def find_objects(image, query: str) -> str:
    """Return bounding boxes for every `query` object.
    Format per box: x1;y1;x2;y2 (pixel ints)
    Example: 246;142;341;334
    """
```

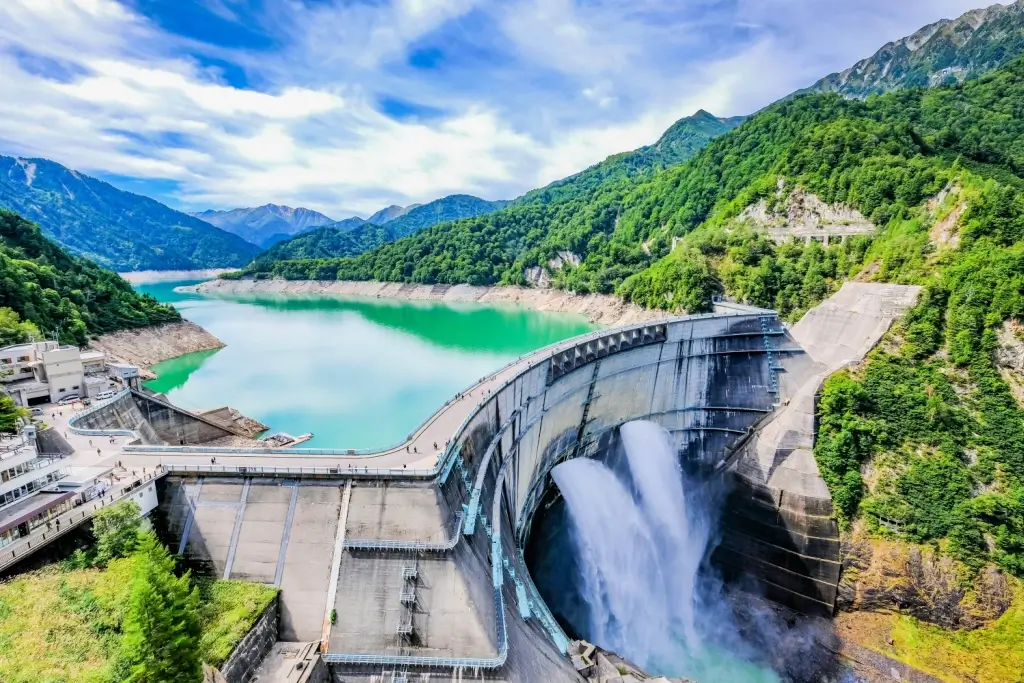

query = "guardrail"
162;464;437;477
66;388;138;439
343;513;463;552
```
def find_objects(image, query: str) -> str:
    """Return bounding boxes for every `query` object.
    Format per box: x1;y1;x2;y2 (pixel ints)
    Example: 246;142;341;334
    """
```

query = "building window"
0;358;10;364
72;385;79;390
58;388;65;392
17;356;30;363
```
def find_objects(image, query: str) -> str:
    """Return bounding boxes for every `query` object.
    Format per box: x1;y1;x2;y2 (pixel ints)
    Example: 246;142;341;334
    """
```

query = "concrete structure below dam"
50;283;919;682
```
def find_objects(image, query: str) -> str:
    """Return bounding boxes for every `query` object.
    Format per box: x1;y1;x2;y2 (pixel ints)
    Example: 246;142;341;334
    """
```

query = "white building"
0;428;72;549
0;341;115;405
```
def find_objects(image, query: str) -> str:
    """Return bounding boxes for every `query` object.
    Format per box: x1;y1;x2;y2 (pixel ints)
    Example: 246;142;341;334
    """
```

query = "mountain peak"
367;204;413;225
194;204;334;248
805;0;1024;98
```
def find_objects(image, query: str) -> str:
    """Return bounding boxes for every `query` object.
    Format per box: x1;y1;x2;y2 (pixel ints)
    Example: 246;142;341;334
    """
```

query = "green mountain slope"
0;156;260;271
192;204;335;248
258;194;508;264
804;0;1024;98
248;109;742;278
0;210;180;346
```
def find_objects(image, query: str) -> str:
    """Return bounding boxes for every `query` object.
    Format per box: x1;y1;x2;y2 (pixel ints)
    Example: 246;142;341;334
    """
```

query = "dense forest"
0;210;180;347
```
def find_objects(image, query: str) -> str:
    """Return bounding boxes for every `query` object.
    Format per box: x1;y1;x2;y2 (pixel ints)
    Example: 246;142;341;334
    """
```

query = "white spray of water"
620;420;712;649
551;458;670;653
551;420;781;682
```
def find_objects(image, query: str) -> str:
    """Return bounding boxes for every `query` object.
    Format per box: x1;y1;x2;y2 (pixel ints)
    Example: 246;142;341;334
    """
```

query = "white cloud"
0;0;995;217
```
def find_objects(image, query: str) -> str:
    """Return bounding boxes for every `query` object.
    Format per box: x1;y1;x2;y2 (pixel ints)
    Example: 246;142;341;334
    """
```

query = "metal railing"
344;513;463;552
66;388;137;438
162;464;437;478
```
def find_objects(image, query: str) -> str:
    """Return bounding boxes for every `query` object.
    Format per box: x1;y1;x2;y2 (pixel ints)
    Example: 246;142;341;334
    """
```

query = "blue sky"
0;0;995;217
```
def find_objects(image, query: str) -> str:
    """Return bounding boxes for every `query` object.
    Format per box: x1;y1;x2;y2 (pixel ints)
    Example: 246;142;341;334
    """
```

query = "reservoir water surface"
136;280;596;448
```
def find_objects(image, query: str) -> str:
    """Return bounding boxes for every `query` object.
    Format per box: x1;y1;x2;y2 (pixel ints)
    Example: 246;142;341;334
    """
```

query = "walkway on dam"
116;322;667;470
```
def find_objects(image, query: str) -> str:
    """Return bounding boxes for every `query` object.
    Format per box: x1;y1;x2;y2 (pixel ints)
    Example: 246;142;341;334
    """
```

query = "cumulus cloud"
0;0;994;216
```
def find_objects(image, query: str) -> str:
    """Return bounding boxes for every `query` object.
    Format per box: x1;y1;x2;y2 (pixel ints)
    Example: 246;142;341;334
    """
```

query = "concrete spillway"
141;283;920;682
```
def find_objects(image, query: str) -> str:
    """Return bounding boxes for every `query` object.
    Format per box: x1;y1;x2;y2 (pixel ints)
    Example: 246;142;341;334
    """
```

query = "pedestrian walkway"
124;325;623;470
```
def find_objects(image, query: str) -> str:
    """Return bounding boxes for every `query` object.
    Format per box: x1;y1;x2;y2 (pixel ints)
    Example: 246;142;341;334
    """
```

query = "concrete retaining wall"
73;390;239;445
132;391;238;444
35;427;74;455
73;391;163;444
218;596;280;683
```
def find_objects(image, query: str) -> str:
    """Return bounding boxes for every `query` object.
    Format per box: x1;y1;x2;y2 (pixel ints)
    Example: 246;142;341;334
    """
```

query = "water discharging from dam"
535;420;782;682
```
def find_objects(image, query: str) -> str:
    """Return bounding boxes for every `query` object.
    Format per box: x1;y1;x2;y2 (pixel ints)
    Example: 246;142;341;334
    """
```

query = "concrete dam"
117;283;917;681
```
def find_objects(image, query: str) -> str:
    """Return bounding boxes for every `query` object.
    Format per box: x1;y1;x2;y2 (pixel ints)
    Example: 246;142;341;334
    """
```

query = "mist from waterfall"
550;420;780;682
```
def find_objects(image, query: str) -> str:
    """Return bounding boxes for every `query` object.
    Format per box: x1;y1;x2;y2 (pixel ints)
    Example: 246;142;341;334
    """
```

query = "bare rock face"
738;180;875;243
89;320;225;378
523;250;582;290
837;535;1011;629
996;319;1024;407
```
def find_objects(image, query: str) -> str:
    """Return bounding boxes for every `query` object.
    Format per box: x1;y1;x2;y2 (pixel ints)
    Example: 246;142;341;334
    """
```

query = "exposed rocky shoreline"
190;278;670;327
89;320;225;379
118;268;234;284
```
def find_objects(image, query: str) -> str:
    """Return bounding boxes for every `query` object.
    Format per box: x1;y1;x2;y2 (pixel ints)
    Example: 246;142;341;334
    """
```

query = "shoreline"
89;320;225;379
119;268;234;284
191;278;670;327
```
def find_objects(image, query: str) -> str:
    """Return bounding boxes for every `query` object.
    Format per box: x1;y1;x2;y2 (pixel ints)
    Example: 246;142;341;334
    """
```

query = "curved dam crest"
74;282;919;682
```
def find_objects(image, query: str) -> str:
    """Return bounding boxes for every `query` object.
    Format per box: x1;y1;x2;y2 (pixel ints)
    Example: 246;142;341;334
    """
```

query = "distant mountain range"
0;155;260;271
260;194;508;263
192;204;335;248
804;0;1024;98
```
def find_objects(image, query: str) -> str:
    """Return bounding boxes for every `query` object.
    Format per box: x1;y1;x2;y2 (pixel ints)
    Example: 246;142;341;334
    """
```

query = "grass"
0;555;277;683
197;578;279;667
840;577;1024;683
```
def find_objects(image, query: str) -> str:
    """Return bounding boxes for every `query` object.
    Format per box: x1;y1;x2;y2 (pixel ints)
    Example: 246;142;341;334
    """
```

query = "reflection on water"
137;280;596;449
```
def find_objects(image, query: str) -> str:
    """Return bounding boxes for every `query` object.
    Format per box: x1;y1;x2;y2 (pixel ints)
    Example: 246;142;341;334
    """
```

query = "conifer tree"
119;533;202;683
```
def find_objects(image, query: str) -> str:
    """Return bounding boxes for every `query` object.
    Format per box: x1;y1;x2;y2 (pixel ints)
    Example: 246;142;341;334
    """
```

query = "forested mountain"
805;0;1024;98
0;156;260;271
250;110;742;273
258;194;507;263
192;204;334;248
0;210;179;347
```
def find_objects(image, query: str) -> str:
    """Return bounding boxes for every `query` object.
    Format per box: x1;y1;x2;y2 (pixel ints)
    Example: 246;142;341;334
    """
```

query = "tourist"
433;442;437;449
211;456;216;465
97;448;100;457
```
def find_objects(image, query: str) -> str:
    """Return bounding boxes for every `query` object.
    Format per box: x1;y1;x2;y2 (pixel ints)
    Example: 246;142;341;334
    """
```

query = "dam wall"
142;285;918;682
